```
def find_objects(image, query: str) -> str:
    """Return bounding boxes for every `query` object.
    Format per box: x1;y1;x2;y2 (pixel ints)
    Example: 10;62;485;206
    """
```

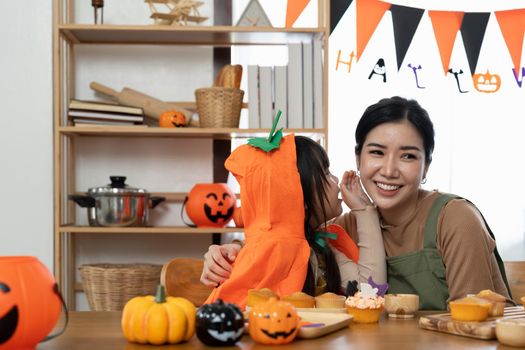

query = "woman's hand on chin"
340;170;372;211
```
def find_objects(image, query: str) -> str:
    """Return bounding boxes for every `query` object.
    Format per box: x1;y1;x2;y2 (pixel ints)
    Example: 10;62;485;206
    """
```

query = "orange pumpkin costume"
205;134;358;309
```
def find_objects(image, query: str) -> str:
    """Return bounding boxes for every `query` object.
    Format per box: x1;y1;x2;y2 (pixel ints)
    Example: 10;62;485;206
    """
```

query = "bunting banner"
356;0;391;61
330;0;353;34
390;4;425;70
285;0;311;28
428;11;464;74
328;0;525;76
495;9;525;76
460;13;491;76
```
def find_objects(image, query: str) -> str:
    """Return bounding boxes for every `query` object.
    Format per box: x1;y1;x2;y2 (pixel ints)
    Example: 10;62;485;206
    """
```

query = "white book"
247;65;260;128
259;66;273;129
273;66;288;128
302;41;313;128
313;38;324;128
68;110;144;122
287;43;303;128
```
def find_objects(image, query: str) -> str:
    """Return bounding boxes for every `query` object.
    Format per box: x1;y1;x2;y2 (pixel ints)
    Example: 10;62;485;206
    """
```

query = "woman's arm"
333;170;386;288
437;199;510;301
332;208;387;289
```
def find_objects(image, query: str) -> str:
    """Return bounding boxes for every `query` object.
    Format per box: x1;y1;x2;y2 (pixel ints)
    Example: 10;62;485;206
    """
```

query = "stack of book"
68;100;145;126
247;38;324;129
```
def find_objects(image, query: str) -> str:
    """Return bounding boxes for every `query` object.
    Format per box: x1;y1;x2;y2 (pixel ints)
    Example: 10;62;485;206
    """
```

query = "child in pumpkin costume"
204;120;381;308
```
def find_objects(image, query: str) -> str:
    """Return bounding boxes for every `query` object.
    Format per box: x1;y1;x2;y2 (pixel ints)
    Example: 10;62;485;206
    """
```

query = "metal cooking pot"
68;176;165;227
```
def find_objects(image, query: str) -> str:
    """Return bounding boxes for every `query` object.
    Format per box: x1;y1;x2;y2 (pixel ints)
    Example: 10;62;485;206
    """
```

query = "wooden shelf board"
59;226;243;233
69;192;239;202
59;25;323;45
58;126;325;139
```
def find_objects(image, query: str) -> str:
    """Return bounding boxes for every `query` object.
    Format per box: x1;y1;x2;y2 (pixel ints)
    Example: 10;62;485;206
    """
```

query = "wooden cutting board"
418;306;525;339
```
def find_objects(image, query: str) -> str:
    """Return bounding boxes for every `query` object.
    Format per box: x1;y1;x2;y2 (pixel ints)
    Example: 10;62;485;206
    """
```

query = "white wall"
0;1;53;270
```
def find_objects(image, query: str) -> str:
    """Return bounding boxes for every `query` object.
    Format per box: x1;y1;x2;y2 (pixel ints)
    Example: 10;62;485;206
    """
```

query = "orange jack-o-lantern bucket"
0;256;65;350
185;183;236;227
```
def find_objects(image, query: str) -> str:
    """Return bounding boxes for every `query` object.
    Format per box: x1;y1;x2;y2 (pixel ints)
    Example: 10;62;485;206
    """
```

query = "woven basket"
195;87;244;128
79;263;162;311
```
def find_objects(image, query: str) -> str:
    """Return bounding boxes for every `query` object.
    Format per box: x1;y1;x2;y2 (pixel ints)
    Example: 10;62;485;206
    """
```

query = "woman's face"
356;120;428;214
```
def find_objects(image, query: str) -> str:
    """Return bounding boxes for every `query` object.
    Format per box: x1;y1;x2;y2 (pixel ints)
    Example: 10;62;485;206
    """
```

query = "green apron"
386;193;512;311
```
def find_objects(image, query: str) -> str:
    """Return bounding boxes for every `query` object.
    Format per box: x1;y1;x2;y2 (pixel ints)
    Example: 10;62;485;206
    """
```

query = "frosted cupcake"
345;282;385;323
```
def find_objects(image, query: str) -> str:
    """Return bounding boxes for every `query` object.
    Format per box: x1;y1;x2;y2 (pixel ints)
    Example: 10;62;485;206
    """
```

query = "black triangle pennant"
390;4;425;70
330;0;353;34
460;12;490;75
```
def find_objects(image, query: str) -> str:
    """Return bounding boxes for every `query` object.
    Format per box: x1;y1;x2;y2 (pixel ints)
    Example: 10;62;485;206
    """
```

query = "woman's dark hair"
295;136;342;295
355;96;435;164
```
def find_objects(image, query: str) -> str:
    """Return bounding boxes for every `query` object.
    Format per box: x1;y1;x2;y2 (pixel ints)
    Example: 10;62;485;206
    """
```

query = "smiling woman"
333;96;513;310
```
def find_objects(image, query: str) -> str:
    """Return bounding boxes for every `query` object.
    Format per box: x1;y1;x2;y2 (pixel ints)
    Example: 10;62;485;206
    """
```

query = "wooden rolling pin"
90;82;192;120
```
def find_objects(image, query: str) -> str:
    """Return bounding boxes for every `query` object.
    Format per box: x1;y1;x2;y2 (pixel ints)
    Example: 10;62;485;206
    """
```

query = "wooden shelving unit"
53;0;330;310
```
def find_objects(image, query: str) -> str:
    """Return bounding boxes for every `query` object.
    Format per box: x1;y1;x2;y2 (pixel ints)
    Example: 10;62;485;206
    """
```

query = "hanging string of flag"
286;0;525;77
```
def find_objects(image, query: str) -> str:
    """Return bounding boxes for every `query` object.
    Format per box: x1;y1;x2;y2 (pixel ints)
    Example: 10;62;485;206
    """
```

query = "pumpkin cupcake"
247;288;278;307
449;296;492;322
475;289;506;317
281;291;315;308
345;283;385;323
315;292;346;309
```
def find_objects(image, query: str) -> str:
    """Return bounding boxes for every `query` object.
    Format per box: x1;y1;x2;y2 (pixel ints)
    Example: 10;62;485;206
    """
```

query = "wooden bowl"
496;318;525;347
384;294;419;319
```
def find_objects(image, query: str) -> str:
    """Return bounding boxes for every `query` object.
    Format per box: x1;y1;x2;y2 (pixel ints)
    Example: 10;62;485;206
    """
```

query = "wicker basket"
79;263;162;311
195;87;244;128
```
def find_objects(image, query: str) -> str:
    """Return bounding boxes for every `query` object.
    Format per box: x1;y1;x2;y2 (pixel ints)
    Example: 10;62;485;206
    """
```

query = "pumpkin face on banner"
473;70;501;93
0;256;62;350
159;110;187;128
196;299;244;346
186;184;236;227
248;298;300;345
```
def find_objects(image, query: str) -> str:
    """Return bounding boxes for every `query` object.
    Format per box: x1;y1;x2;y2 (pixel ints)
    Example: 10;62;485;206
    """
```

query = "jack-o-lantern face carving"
248;298;301;345
473;70;501;93
159;110;187;128
0;257;62;349
0;282;19;345
186;183;236;227
204;192;235;224
196;299;244;346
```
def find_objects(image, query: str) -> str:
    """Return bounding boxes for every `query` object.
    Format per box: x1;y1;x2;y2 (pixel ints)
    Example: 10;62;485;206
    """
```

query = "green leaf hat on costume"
247;110;283;152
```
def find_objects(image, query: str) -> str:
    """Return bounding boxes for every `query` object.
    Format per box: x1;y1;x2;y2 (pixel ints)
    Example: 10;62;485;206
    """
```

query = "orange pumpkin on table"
248;297;301;345
185;183;236;227
159;110;187;128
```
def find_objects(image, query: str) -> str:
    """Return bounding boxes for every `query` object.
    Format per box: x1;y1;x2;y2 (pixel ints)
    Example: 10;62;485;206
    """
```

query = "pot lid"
88;176;147;196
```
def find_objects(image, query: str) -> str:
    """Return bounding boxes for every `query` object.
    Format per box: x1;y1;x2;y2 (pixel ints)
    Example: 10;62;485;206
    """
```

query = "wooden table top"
37;311;514;350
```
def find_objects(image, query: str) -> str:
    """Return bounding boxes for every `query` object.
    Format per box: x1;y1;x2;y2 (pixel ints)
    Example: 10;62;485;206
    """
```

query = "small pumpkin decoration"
196;299;244;346
185;183;236;227
248;297;301;345
121;285;196;345
473;70;501;93
0;256;62;349
159;110;187;128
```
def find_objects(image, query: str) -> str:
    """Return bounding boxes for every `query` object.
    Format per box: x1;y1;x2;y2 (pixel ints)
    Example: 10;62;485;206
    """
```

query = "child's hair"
294;136;342;295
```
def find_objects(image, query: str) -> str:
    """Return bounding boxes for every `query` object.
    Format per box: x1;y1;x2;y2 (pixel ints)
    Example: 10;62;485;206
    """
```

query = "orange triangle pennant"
495;9;525;75
286;0;311;28
428;11;464;74
356;0;392;61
